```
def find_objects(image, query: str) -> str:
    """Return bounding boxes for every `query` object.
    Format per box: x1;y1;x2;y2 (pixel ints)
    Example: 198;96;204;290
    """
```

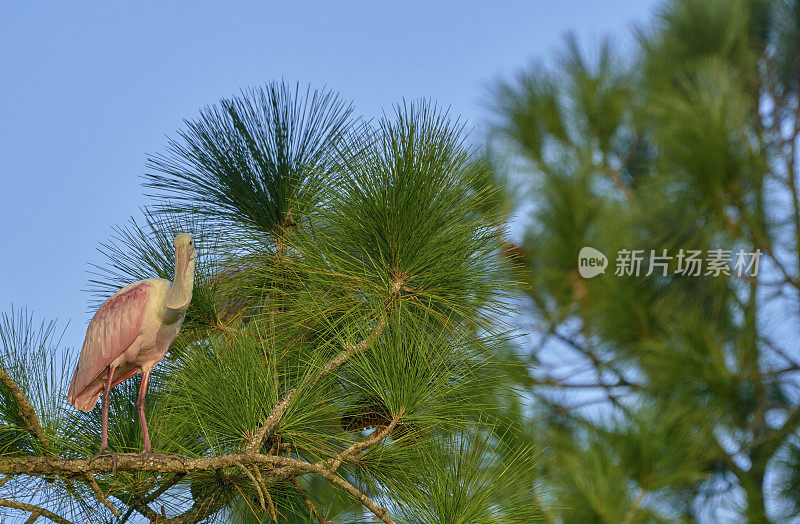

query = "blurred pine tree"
493;0;800;521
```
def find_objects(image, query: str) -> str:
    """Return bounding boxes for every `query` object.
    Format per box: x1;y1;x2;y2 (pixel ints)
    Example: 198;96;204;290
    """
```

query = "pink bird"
68;233;195;454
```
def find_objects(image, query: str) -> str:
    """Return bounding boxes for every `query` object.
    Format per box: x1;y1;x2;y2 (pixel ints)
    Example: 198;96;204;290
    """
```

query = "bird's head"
166;232;196;311
174;233;196;269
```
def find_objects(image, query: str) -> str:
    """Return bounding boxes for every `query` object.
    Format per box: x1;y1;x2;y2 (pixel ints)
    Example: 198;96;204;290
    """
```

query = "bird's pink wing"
68;281;151;410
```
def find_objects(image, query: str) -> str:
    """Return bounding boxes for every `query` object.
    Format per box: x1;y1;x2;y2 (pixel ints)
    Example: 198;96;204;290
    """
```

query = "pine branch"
292;478;326;524
257;466;278;523
84;472;119;516
0;364;52;455
235;460;266;513
0;411;404;523
142;473;186;505
320;313;388;376
0;453;288;475
267;410;403;523
0;363;145;521
113;492;161;524
246;312;388;454
246;391;294;455
0;498;72;524
304;465;394;524
327;408;404;471
122;488;225;524
0;303;399;523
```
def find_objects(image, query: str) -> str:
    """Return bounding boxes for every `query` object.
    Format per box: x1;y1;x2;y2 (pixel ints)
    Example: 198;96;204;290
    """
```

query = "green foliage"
325;101;507;324
145;82;356;236
492;0;800;521
0;82;536;523
0;310;68;456
385;428;544;524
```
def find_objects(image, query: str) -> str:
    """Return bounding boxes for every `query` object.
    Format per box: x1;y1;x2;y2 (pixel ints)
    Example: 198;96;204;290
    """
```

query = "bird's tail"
67;371;101;412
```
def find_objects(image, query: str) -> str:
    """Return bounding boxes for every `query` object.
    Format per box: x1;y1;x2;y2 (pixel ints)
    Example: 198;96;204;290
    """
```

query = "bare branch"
263;486;278;523
0;446;370;479
292;478;326;524
305;465;394;524
246;390;295;454
142;473;186;505
0;409;405;524
0;498;71;524
550;330;636;417
255;466;278;523
159;493;225;524
0;453;285;476
235;461;266;513
0;403;408;478
84;472;119;516
760;334;800;369
117;493;160;523
117;473;188;523
123;488;224;524
536;378;637;389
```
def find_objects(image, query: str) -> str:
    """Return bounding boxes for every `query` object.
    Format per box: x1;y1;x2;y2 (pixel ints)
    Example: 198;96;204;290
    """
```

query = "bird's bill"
175;242;195;270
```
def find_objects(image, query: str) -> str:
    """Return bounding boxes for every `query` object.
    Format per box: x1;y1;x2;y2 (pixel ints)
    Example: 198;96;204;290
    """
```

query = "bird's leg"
137;369;152;454
135;369;183;462
100;366;115;452
89;367;117;466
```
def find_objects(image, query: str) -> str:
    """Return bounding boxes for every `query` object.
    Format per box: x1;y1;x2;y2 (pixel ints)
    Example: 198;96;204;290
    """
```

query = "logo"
577;247;761;278
578;247;608;278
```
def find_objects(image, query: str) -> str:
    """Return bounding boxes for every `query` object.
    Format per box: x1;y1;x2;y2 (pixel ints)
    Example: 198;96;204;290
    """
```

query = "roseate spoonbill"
67;233;195;454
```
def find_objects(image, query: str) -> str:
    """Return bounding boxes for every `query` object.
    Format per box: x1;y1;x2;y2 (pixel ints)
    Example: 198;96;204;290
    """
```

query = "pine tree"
0;84;543;522
493;0;800;521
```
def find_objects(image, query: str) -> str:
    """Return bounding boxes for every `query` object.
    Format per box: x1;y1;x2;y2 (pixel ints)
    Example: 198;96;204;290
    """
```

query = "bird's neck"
165;257;194;317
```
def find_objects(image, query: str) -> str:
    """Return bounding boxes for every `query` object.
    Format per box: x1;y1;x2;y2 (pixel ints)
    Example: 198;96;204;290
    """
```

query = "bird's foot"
89;448;113;461
89;448;119;475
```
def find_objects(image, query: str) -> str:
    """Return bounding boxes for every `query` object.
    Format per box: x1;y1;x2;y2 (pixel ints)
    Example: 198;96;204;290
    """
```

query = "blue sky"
1;1;660;349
